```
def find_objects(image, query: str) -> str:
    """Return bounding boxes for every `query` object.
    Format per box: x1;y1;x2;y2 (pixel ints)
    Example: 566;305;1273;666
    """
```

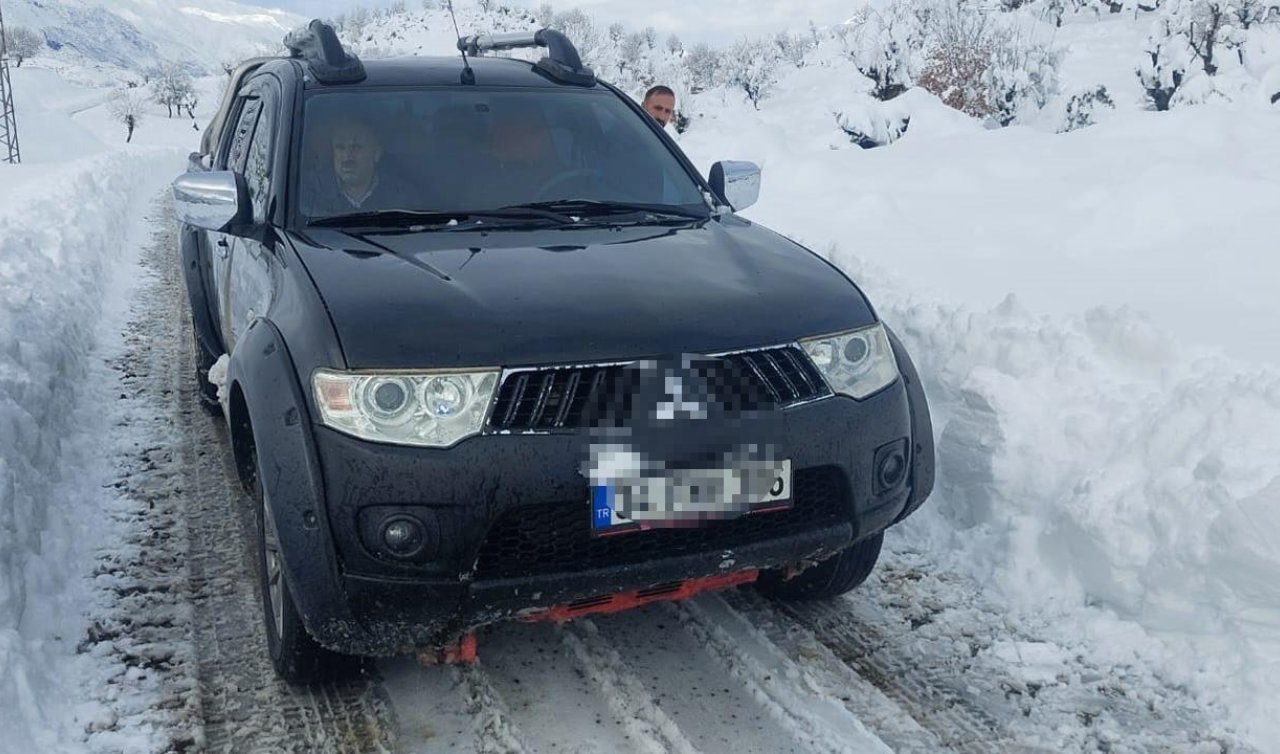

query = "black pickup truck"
173;21;934;683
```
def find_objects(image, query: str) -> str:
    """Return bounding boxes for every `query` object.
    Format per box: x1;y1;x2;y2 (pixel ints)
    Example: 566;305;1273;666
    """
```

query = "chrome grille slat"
780;348;818;394
553;370;583;427
731;353;782;402
487;345;827;432
529;372;557;429
759;351;800;401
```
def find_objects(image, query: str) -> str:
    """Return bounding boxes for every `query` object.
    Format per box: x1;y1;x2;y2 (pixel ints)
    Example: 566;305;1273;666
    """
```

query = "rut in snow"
87;200;397;753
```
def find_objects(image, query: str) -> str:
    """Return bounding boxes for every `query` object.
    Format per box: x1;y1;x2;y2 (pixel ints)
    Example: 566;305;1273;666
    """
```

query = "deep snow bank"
680;47;1280;745
0;148;183;751
871;278;1280;745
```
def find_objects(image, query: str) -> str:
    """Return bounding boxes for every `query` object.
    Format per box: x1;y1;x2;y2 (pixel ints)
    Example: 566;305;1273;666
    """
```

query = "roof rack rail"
457;29;596;87
284;19;366;84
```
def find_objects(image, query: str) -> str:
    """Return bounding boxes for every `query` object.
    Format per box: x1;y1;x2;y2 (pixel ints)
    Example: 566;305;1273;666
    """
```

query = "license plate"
591;459;792;536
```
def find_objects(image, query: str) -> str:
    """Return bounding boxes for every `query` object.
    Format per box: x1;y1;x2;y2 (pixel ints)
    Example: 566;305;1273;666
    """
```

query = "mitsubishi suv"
172;21;935;683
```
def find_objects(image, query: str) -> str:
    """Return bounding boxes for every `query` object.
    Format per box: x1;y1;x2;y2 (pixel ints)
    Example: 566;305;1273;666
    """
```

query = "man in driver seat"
309;116;414;215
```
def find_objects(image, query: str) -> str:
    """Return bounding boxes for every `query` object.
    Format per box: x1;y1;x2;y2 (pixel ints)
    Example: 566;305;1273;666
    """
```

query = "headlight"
312;369;499;447
800;323;899;399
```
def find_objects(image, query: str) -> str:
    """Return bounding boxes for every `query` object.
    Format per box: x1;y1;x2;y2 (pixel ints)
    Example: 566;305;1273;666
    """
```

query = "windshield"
296;88;709;223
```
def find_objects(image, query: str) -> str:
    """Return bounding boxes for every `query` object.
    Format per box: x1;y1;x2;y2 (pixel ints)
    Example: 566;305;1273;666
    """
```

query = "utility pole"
0;0;22;165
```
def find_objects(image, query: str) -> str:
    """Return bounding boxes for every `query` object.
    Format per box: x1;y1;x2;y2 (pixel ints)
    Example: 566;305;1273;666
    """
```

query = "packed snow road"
85;199;1259;754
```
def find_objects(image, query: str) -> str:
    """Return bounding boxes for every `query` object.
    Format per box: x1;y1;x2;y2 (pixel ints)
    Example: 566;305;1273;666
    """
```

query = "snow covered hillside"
3;0;298;76
1;0;1278;751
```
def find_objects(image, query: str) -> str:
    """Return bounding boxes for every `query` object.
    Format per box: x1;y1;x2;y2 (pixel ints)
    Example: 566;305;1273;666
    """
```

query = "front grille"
472;466;848;580
487;346;830;432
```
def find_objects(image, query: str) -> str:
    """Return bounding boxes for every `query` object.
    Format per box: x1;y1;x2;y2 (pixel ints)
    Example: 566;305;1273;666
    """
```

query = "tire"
190;320;221;416
757;532;884;601
255;476;355;684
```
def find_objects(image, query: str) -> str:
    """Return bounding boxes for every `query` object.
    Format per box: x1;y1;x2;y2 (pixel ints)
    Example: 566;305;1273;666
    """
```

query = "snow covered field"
1;0;1278;751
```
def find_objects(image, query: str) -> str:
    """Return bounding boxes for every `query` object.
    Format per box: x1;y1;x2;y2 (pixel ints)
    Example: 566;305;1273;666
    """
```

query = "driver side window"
223;98;261;173
243;92;277;224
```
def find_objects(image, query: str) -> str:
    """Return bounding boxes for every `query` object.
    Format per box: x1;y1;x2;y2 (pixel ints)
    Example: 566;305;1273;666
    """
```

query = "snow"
543;0;875;44
1;0;1279;750
5;0;298;77
673;28;1280;746
207;354;229;408
0;60;210;752
0;149;184;751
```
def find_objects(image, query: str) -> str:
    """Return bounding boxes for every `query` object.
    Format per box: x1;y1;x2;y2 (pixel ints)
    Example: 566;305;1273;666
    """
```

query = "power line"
0;0;22;165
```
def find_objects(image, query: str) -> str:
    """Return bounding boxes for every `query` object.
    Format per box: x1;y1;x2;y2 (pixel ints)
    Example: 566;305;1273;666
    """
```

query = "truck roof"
303;55;602;91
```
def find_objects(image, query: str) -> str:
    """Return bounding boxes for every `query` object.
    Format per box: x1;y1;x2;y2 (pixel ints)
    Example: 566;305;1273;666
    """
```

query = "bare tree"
1233;0;1269;26
550;10;600;53
346;6;371;36
3;26;42;68
841;4;927;102
774;31;810;68
1135;16;1187;110
682;43;722;93
1182;1;1232;75
108;87;146;143
619;32;645;72
720;39;779;109
917;4;997;118
150;63;194;118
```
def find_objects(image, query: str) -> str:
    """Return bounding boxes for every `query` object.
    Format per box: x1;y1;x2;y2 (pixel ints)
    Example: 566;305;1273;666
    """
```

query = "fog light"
879;453;905;487
381;516;426;558
873;439;910;494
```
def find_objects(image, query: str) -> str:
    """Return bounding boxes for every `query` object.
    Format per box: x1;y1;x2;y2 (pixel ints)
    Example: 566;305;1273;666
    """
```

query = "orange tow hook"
416;632;478;666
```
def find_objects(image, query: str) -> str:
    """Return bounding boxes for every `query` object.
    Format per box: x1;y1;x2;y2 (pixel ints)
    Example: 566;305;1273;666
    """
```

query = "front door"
227;78;282;354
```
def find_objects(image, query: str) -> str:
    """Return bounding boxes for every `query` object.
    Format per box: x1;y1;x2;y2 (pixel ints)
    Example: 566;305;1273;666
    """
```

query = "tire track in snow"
557;620;702;754
668;595;897;754
708;590;950;754
110;199;399;752
382;619;697;754
737;552;1260;754
84;201;204;752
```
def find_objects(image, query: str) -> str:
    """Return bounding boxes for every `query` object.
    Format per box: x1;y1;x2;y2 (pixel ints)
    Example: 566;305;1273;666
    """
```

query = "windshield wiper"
307;207;577;228
500;200;707;222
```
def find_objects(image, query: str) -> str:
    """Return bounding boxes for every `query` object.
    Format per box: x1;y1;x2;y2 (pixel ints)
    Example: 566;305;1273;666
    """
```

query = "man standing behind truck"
642;85;676;129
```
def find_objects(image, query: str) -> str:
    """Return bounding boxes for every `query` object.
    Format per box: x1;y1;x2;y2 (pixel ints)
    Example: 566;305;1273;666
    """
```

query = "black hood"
289;218;876;369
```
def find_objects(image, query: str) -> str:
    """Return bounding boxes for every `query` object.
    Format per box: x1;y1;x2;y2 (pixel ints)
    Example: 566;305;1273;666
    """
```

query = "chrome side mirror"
708;160;761;212
172;170;248;232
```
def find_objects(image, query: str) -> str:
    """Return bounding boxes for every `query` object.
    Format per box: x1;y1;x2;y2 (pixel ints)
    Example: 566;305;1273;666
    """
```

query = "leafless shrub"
3;26;42;68
917;4;997;118
108;87;146;143
149;63;195;118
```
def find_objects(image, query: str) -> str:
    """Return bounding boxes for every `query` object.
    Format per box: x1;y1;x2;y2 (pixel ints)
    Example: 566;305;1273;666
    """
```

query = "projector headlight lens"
801;323;899;399
422;375;471;419
313;369;499;447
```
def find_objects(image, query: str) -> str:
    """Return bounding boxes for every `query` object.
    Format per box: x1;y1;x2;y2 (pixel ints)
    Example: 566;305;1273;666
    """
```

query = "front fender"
886;326;935;522
179;225;223;357
226;319;366;652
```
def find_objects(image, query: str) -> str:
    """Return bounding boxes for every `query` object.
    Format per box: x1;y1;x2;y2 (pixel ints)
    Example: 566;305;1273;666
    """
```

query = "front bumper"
302;386;915;655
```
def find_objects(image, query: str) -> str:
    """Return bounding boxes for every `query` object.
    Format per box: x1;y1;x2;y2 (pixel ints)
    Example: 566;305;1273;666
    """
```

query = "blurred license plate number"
591;459;792;535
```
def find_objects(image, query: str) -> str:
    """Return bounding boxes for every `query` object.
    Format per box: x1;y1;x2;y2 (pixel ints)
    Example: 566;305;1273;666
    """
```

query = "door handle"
216;238;229;258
